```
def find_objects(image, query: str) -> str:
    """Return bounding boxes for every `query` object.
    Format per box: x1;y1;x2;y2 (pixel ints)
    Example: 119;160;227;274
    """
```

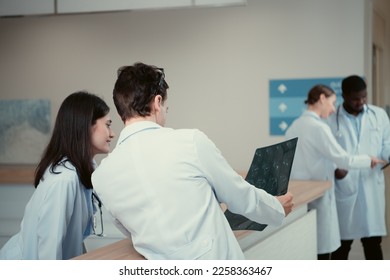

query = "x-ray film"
224;137;298;231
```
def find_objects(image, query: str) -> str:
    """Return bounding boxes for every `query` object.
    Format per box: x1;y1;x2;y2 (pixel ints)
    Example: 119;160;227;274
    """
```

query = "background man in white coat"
92;62;293;260
285;84;383;260
328;75;390;260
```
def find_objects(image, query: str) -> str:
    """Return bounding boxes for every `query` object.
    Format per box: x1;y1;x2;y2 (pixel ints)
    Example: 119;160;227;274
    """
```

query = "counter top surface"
73;179;331;260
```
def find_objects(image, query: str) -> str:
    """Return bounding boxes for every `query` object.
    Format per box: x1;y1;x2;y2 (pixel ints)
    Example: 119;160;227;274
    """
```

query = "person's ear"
153;95;162;112
319;93;326;103
156;95;162;105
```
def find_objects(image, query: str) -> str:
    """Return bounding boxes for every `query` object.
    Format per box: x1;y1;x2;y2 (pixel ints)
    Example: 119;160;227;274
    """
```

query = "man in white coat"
92;62;294;260
328;75;390;259
285;84;383;260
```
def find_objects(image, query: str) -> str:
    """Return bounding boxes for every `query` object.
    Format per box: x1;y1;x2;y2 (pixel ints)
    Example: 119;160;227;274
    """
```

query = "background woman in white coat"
285;84;383;260
0;91;115;260
328;75;390;260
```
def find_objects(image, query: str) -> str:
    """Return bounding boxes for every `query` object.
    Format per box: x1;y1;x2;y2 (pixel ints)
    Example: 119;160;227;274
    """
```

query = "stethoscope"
335;104;379;138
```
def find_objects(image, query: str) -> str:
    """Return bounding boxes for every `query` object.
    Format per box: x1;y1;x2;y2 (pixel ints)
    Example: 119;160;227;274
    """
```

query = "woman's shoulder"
41;160;79;185
291;113;322;129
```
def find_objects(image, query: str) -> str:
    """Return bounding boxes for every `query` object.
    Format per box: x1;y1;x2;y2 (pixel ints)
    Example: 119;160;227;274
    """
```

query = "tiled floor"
348;236;390;260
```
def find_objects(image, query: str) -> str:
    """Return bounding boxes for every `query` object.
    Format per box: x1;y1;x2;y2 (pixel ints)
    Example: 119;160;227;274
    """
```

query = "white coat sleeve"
193;130;285;227
379;109;390;161
318;124;371;169
111;215;132;239
36;179;77;259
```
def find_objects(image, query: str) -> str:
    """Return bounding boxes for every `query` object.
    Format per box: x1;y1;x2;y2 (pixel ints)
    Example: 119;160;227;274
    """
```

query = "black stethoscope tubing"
336;104;378;136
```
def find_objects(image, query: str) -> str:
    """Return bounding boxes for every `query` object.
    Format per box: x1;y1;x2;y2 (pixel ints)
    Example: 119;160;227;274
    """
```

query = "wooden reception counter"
74;180;330;260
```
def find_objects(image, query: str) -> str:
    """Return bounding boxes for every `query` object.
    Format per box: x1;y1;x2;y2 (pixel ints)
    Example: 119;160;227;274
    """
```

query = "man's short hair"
342;75;366;94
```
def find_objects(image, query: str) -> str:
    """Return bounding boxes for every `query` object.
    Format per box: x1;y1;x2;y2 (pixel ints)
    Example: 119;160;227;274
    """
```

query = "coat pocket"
166;237;213;260
335;173;358;197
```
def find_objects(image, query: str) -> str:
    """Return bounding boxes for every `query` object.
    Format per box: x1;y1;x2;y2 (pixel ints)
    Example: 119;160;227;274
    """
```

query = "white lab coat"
327;104;390;239
92;121;285;260
285;110;371;254
0;160;93;260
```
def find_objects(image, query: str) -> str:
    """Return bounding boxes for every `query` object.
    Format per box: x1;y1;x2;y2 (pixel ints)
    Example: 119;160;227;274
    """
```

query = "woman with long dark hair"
0;91;115;259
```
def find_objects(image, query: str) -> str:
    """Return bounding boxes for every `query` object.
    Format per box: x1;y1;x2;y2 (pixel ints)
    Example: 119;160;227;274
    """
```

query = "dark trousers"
331;236;383;260
317;253;331;260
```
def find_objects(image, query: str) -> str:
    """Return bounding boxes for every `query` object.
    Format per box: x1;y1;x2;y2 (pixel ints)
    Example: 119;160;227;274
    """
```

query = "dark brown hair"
342;75;366;95
113;62;169;122
304;84;335;105
34;91;110;189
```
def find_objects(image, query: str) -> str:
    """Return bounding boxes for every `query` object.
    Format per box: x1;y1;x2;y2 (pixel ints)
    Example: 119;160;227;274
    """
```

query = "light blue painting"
0;99;51;164
269;77;343;136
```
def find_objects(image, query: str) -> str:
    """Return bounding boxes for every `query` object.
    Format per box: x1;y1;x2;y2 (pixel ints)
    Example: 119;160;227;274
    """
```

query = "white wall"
373;0;390;108
0;0;369;250
0;0;366;171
